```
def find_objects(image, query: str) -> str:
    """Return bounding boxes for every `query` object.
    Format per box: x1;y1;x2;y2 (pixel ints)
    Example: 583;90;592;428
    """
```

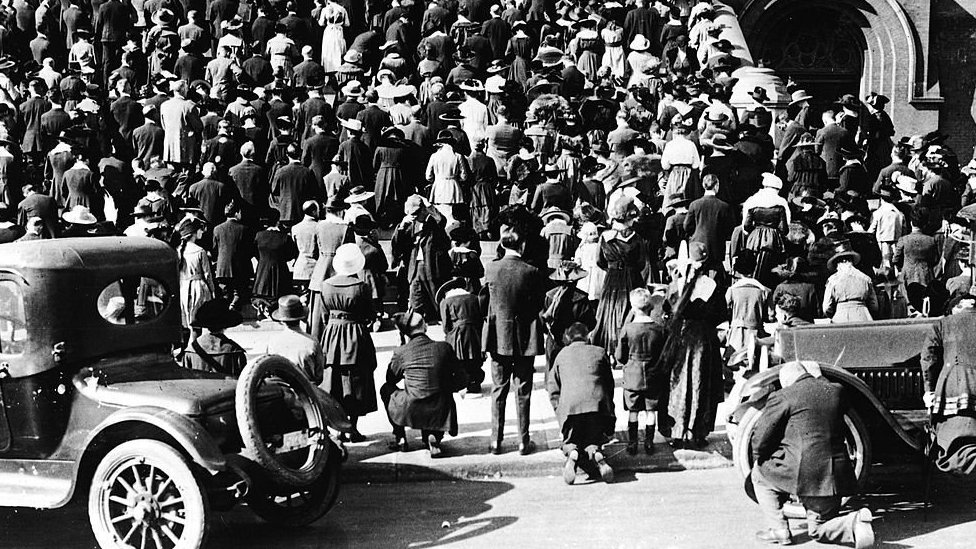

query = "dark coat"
684;193;735;270
894;230;938;287
228;158;268;215
482;254;545;356
547;341;616;427
337;135;374;190
384;334;460;435
95;0;132;42
301;132;339;185
530;181;571;213
751;374;858;497
356;104;391;151
17;192;58;238
615;320;667;391
19;96;50;153
213;218;254;280
269;161;317;224
391;209;452;283
110;96;144;141
132;121;165;164
815;123;851;179
188;178;236;226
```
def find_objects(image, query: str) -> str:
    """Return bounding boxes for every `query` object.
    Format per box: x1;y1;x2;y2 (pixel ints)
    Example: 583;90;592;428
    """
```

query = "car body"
0;237;342;548
726;317;935;485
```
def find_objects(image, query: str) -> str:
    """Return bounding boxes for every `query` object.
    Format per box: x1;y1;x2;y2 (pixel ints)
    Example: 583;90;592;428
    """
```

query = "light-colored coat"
160;96;203;164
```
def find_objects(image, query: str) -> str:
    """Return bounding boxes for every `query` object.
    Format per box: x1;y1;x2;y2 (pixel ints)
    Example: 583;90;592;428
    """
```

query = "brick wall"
932;0;976;161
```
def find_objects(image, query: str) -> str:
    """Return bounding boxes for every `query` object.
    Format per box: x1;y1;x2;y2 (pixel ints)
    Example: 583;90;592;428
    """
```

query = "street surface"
2;467;975;548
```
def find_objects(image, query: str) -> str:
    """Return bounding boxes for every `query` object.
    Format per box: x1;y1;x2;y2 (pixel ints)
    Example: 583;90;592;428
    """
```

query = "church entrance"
751;5;866;121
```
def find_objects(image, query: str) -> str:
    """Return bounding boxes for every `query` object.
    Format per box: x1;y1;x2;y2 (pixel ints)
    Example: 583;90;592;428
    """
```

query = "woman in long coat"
309;198;356;338
660;242;726;448
373;128;413;228
62;157;103;219
320;243;377;442
252;213;299;316
178;218;215;340
590;196;648;357
505;22;534;89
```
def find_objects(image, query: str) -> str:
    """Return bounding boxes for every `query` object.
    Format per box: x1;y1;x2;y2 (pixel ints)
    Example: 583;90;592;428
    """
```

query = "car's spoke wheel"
89;440;209;549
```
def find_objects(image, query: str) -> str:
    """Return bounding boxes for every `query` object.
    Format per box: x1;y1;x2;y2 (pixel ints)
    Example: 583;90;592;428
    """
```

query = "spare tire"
236;354;330;488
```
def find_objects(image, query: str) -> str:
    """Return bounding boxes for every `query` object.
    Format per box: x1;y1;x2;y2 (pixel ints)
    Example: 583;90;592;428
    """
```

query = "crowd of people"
0;0;973;544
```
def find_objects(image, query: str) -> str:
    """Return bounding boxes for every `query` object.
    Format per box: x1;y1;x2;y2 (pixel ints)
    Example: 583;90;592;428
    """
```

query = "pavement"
228;320;734;483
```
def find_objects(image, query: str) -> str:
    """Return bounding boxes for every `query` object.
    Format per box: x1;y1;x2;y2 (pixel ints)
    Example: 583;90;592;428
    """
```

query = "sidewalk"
229;321;734;483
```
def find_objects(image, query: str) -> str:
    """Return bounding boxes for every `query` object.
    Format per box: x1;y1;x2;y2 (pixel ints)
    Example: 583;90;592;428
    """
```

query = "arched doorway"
751;5;866;118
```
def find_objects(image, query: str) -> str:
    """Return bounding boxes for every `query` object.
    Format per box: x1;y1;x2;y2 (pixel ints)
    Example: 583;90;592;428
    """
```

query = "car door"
0;275;29;453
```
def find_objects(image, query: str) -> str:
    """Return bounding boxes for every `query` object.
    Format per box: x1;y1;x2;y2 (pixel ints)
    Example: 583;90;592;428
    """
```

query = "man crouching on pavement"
751;361;875;548
547;322;616;485
381;312;461;457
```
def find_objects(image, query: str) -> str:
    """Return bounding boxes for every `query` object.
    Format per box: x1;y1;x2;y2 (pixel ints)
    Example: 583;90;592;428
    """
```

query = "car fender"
728;362;923;452
83;406;227;473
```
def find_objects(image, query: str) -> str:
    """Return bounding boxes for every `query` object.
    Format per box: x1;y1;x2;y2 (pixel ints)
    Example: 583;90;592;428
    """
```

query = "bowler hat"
271;295;308;322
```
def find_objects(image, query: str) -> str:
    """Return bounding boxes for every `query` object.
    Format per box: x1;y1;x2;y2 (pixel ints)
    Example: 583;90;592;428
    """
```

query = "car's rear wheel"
237;354;329;488
88;439;209;549
734;406;872;484
247;440;342;527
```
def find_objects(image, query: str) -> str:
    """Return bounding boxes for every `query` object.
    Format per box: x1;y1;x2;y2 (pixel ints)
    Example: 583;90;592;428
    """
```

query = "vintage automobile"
0;237;346;548
726;317;935;489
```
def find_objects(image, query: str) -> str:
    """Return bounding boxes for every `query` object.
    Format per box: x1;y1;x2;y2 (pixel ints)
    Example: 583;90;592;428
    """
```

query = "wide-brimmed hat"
864;92;889;109
827;240;861;270
222;16;243;31
333;243;366;275
340;118;363;132
534;46;564;67
434;129;456;147
132;204;162;221
550;260;588;282
895;173;919;195
761;172;783;190
629;34;651;52
962;159;976;177
393;311;425;335
341;80;364;97
151;8;175;26
346;185;375;203
704;110;728;123
839;144;862;158
191;298;243;329
62;205;97;225
448;223;478;243
748;86;769;103
836;93;860;110
459;79;484;92
877;185;899;200
791;194;827;211
710;133;734;151
485;74;506;94
271;295;308;322
711;39;734;52
438;109;465;122
788;89;813;106
772;256;810;280
343;49;363;64
795;133;817;148
0;57;15;70
540;206;571;223
486;60;509;75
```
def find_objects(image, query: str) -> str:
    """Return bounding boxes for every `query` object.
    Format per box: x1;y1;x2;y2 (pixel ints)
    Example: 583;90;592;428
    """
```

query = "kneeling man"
381;312;461;456
751;361;875;547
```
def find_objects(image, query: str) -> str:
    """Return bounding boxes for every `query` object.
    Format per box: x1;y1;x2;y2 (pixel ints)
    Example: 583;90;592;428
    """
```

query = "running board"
0;459;74;509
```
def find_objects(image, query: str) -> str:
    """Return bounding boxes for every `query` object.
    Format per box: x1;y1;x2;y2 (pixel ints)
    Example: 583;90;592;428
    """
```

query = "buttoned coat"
212;217;253;280
269;161;317;224
894;230;939;287
751;374;858;497
160;95;203;164
482;254;545;357
384;334;460;435
19;95;50;153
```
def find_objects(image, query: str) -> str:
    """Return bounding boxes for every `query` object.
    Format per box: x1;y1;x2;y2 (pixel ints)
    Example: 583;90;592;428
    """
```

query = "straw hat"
271;295;308;322
346;185;375;203
62;205;98;225
629;34;651;52
788;89;813;106
540;206;571;223
761;172;783;190
333;243;366;275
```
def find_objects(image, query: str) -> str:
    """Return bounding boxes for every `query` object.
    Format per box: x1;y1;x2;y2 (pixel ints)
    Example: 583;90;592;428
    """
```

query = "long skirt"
321;25;346;73
577;51;600;81
663;165;700;209
320;317;378;416
590;267;641;356
470;180;495;234
602;46;625;79
666;320;724;441
180;279;213;328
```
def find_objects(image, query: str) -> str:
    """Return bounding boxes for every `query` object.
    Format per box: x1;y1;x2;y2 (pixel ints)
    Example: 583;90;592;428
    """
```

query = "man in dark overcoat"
685;175;735;278
381;311;461;456
19;79;50;165
750;361;875;547
212;205;253;310
95;0;132;87
482;208;546;455
269;143;317;226
229;141;268;223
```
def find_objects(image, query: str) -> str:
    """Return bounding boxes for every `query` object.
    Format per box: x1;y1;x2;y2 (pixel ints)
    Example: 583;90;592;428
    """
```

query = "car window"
0;280;27;356
97;277;170;325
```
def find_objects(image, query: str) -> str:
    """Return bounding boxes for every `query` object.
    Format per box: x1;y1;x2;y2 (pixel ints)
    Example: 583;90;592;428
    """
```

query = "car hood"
74;353;239;416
